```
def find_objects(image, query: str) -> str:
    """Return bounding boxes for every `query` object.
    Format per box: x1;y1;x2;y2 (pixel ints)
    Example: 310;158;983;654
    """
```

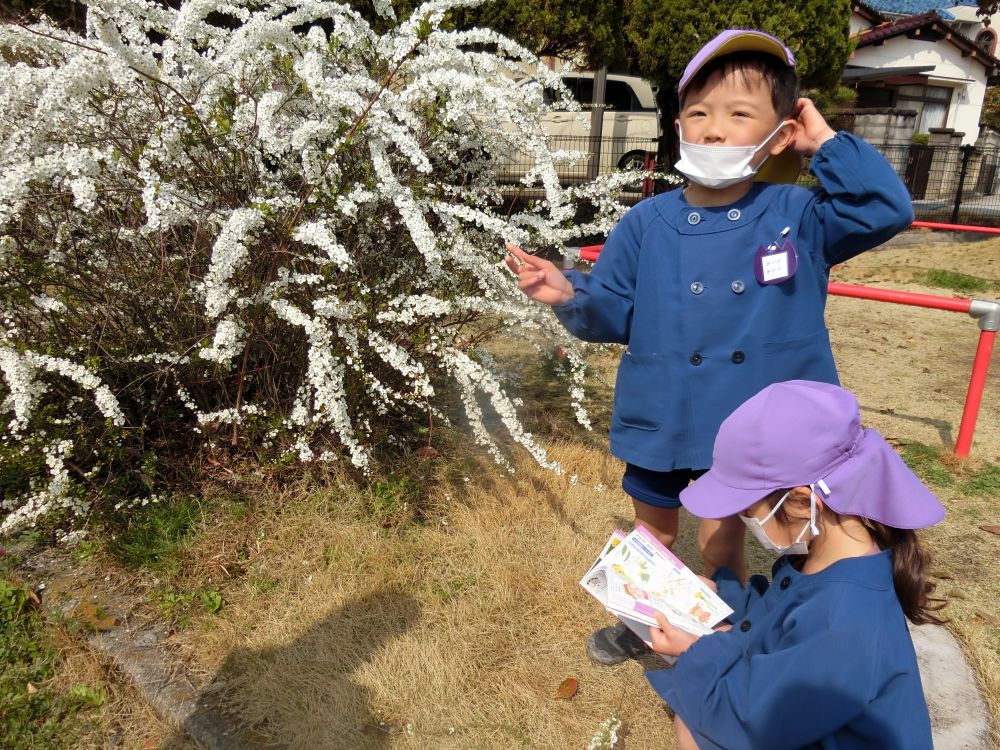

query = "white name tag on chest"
760;252;790;282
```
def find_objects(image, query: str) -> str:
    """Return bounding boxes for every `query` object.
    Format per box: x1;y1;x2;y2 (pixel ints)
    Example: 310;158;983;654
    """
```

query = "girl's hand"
649;611;701;657
504;243;575;306
786;97;836;157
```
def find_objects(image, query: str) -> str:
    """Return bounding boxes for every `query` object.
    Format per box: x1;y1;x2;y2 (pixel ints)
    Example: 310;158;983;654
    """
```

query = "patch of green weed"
105;497;201;570
368;476;419;523
900;443;957;488
0;578;100;749
920;269;990;294
963;461;1000;497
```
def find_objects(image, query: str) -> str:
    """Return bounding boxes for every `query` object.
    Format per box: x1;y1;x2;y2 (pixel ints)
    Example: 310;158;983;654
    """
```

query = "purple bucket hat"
678;29;802;185
679;380;945;530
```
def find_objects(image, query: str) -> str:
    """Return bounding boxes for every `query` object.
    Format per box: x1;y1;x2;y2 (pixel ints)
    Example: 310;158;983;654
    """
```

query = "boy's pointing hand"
504;243;575;306
787;97;837;157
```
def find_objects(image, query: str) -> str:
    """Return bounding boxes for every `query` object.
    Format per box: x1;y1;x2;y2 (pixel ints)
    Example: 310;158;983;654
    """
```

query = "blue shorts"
621;465;707;510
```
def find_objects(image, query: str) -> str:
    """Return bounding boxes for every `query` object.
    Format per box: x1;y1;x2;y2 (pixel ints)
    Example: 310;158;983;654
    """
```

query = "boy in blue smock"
645;380;944;750
505;29;914;663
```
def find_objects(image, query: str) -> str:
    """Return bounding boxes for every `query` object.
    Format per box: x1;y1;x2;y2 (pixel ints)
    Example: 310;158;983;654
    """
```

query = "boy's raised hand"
787;97;837;158
649;611;701;657
504;243;575;306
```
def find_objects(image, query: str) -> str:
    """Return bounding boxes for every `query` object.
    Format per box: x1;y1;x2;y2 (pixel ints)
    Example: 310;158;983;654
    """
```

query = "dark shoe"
586;621;650;665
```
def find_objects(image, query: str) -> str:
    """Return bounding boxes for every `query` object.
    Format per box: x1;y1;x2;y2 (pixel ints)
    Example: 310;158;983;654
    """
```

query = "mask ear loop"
806;484;821;537
759;490;790;525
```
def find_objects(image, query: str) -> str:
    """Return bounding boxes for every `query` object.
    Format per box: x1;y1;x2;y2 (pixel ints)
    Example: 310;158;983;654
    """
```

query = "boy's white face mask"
675;120;790;189
740;487;820;556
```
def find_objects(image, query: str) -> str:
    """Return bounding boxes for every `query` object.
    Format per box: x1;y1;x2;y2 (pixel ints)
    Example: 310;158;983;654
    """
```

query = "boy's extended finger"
506;243;546;269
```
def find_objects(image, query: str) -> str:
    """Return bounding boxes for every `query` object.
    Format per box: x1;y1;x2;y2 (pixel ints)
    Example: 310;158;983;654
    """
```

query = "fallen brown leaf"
979;525;1000;536
414;446;439;459
26;683;38;696
554;677;578;700
73;600;117;631
947;588;967;600
974;610;999;627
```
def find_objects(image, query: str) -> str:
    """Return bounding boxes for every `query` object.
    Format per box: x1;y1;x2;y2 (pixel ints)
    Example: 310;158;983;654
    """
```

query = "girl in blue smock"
645;380;945;750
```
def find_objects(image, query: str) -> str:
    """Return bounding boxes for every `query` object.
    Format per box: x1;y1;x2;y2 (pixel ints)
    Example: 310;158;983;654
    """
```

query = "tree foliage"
622;0;853;155
344;0;624;68
981;85;1000;131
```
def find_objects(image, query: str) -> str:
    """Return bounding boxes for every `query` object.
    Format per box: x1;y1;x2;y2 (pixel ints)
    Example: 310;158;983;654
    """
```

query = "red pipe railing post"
955;300;1000;457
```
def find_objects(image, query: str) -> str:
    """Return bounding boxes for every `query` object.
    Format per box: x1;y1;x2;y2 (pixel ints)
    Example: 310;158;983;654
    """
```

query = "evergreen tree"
622;0;853;157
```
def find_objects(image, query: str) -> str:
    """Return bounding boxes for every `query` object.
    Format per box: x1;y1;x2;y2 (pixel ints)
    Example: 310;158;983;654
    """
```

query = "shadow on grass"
159;589;422;750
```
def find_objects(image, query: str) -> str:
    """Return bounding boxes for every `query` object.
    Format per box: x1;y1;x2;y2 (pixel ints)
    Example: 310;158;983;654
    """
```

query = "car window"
604;80;636;112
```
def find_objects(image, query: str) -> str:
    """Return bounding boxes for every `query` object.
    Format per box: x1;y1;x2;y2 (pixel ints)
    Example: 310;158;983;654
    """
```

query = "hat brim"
679;470;776;519
756;150;802;184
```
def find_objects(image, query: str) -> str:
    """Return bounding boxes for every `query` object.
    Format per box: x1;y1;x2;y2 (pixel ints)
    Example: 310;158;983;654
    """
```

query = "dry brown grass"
156;442;683;749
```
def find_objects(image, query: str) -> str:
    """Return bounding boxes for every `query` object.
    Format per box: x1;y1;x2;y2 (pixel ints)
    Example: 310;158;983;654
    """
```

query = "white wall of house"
850;35;989;143
850;13;872;35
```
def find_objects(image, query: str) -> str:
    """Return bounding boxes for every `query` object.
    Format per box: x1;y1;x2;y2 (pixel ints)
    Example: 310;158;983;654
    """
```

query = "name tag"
754;240;798;285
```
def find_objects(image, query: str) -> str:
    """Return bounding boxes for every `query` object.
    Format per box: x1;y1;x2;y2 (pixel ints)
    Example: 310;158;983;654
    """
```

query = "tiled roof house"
847;1;1000;144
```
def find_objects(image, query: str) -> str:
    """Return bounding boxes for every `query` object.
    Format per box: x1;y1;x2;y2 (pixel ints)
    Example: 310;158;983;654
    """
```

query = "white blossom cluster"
0;0;668;534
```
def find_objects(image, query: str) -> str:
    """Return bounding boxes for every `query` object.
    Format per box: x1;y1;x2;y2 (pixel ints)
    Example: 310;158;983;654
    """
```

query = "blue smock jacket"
646;552;933;750
553;133;914;471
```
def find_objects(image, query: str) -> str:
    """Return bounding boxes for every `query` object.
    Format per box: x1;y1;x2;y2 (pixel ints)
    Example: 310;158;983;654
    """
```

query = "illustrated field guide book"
580;526;733;651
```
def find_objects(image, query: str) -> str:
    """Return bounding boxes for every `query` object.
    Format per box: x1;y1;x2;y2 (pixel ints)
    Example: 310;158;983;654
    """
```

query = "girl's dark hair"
764;489;947;625
682;51;800;118
861;520;946;625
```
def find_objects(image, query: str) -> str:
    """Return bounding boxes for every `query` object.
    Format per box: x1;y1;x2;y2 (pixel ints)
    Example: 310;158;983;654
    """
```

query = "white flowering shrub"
0;0;658;534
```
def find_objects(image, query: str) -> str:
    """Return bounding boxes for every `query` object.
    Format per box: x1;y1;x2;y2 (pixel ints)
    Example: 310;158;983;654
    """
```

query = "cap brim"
819;430;946;530
679;470;774;519
711;34;792;64
755;150;802;184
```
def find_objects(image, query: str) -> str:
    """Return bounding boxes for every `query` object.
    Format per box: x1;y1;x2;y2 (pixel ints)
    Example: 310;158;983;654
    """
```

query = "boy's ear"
768;119;798;156
674;118;681;137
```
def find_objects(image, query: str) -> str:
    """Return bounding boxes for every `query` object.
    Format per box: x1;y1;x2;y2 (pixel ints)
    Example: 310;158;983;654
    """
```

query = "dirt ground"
828;231;1000;460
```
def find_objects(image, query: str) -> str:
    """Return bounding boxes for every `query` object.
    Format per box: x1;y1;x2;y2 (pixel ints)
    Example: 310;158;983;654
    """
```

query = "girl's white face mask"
740;487;820;556
674;120;791;189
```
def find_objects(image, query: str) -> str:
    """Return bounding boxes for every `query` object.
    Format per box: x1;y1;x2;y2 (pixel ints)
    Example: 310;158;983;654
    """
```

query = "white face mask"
674;120;790;189
740;487;820;556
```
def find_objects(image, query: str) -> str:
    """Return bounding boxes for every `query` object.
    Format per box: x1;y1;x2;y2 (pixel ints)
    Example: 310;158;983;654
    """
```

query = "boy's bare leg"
675;715;699;750
633;500;679;549
698;515;747;582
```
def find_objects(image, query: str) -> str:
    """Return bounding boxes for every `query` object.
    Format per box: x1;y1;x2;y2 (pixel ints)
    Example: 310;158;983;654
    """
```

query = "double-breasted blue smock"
646;552;933;750
553;133;914;471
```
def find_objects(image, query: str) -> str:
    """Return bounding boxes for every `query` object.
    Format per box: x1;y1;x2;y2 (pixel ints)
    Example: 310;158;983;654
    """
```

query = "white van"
497;73;662;183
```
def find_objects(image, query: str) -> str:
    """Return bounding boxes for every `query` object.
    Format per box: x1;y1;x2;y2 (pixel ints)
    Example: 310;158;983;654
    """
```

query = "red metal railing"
570;230;1000;457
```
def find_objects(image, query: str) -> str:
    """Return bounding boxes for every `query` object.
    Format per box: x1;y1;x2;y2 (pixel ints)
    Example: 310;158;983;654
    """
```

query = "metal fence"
494;135;658;202
865;142;1000;226
496;135;1000;224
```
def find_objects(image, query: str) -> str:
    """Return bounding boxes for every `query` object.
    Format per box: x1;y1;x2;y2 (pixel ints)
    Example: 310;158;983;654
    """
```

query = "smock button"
687;211;701;225
727;208;741;221
780;576;791;590
731;280;745;294
740;621;752;632
690;281;704;295
690;353;703;366
731;350;745;364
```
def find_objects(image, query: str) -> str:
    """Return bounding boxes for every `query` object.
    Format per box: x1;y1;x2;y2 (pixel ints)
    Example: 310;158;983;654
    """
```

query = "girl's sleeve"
551;206;644;344
645;595;879;750
803;131;914;267
712;568;769;623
